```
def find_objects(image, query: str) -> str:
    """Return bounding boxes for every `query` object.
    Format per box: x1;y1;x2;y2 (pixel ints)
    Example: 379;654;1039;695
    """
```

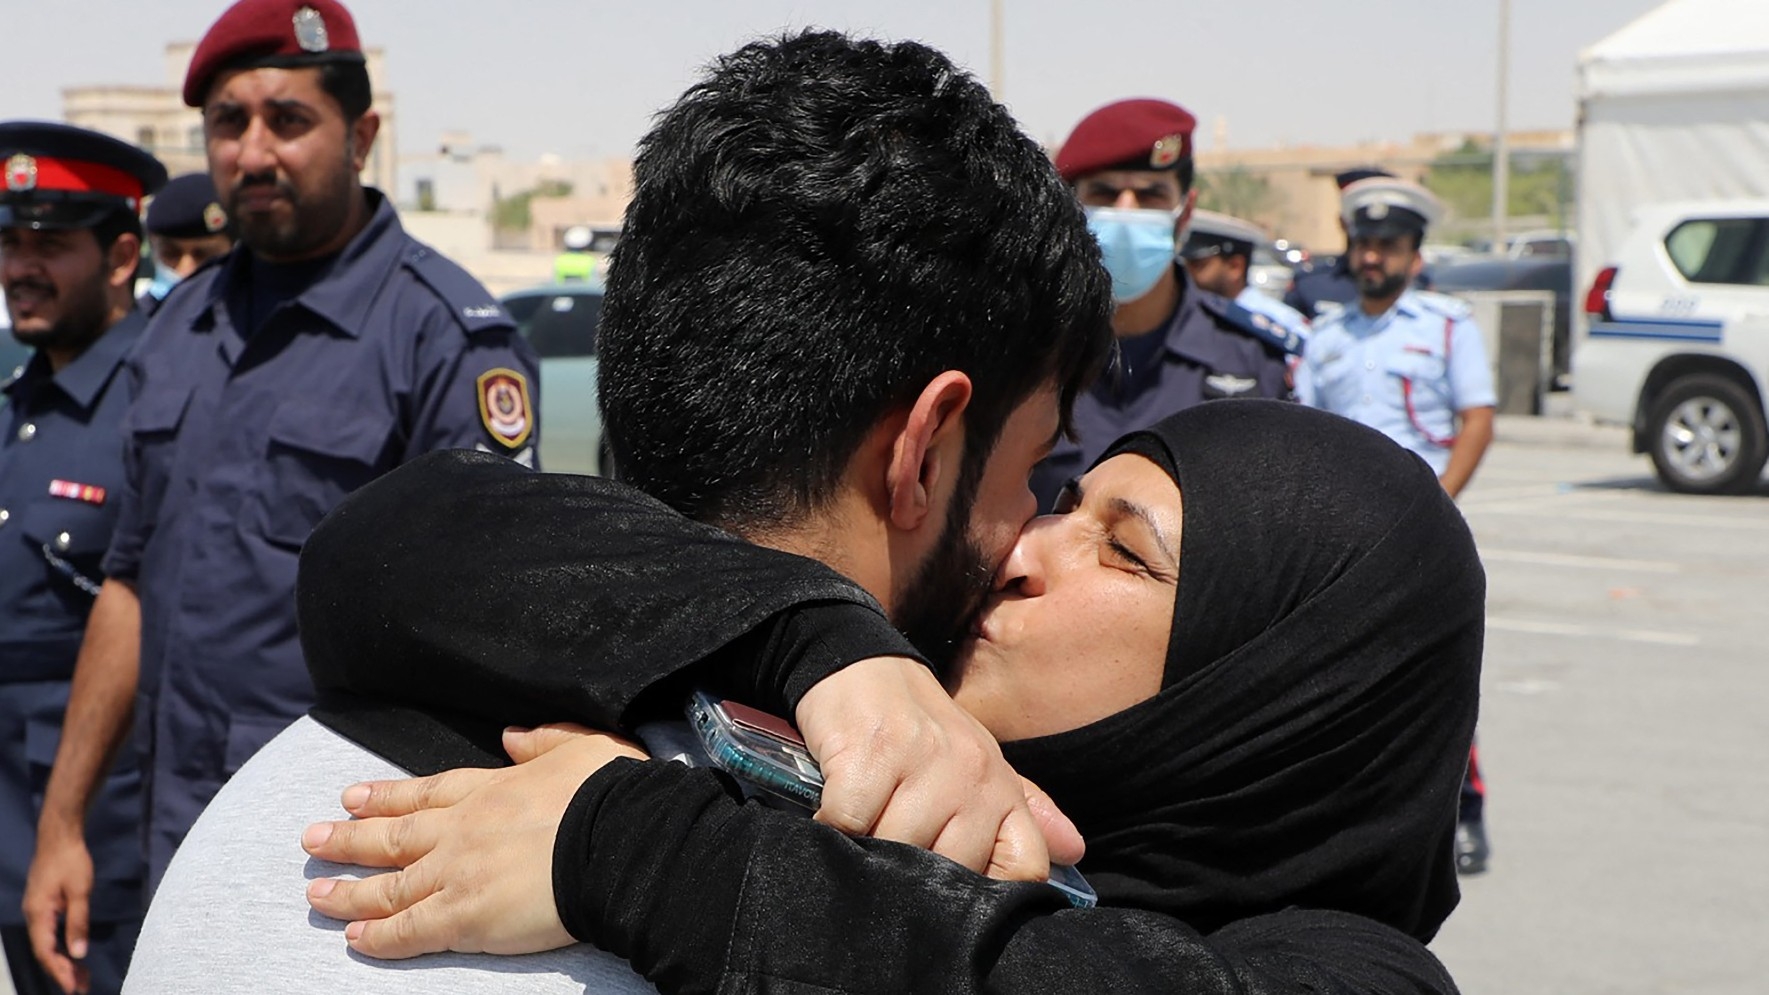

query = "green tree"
1196;167;1277;220
1423;140;1570;229
492;179;574;231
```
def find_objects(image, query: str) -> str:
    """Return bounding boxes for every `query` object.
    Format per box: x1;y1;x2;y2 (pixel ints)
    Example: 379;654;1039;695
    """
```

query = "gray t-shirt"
126;715;659;993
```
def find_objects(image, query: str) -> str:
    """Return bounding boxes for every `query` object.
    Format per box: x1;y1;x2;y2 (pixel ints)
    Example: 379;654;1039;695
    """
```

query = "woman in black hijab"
306;400;1481;993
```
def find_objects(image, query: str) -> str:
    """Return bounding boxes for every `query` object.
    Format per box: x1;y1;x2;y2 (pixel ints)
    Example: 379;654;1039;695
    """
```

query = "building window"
188;125;205;152
137;126;156;151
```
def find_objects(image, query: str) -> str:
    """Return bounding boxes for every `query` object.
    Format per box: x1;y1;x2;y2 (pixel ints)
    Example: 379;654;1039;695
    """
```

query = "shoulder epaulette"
402;243;514;335
1200;293;1305;356
1412;290;1473;320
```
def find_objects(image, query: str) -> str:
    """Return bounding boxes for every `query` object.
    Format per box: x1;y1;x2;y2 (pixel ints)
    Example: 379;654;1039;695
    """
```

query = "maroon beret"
183;0;365;107
1055;99;1198;183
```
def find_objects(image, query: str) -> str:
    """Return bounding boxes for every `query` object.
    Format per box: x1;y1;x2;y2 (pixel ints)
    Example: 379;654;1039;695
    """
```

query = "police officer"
0;121;166;995
1284;167;1394;321
1293;177;1495;875
1032;99;1297;510
552;224;596;283
25;0;543;968
1181;209;1312;342
139;173;233;313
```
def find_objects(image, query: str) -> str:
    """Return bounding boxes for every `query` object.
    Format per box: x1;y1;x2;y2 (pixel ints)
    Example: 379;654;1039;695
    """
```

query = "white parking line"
1486;615;1700;647
1460;484;1573;504
1462;490;1633;515
1562;508;1769;532
1479;548;1683;573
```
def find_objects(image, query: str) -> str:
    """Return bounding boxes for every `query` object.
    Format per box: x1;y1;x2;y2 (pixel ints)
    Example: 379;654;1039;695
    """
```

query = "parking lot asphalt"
1430;414;1769;994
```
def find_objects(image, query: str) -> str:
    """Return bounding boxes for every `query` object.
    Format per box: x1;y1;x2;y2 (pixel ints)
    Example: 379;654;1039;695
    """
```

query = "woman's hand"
301;723;644;959
798;657;1084;880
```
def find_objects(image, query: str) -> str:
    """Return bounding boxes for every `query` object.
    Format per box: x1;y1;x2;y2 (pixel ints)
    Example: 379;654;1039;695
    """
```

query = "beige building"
1194;129;1574;252
62;42;397;194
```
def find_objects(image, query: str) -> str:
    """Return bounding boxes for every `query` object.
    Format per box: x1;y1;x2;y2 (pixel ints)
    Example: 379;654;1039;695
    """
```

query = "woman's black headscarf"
999;399;1484;943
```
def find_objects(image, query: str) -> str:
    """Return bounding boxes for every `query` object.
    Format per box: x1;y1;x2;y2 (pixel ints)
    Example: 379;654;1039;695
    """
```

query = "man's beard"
895;470;996;673
1357;267;1408;300
6;267;111;355
229;149;356;260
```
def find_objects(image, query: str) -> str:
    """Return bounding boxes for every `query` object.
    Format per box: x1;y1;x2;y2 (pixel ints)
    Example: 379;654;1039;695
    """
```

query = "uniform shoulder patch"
403;243;515;335
477;367;534;450
1412;290;1473;320
1200;293;1305;357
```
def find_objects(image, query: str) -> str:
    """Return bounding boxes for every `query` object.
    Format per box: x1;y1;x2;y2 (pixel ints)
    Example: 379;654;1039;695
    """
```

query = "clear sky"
16;0;1666;160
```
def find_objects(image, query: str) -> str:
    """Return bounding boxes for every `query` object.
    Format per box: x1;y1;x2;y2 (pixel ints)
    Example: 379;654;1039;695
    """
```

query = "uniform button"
1365;360;1375;370
1362;394;1373;403
18;422;37;442
55;531;72;551
0;508;9;527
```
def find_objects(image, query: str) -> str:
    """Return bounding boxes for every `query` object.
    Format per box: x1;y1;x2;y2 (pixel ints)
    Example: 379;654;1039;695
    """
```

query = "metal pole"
990;0;1005;100
1492;0;1511;252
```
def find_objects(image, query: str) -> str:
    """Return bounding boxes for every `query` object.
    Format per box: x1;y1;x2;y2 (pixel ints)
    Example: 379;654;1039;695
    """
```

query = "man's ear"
104;232;142;292
884;371;973;533
350;110;381;172
1174;188;1197;238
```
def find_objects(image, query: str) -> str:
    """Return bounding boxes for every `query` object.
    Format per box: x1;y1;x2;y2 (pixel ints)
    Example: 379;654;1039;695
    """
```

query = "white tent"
1575;0;1769;315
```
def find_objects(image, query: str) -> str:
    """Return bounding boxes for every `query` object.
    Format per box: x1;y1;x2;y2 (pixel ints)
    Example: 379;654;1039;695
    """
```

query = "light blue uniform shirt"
1295;291;1496;474
1236;287;1311;342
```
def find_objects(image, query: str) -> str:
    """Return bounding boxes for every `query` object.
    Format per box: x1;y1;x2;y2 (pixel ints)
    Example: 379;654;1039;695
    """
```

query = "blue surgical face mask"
146;269;180;301
1086;206;1179;303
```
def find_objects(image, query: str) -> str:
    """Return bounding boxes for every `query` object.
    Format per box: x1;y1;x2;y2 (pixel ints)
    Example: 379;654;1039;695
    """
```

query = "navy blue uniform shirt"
1031;266;1292;510
100;190;541;887
1;312;145;926
1284;254;1358;322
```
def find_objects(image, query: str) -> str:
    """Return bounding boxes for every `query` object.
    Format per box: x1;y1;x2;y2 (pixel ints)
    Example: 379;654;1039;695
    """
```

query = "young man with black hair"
1030;98;1298;511
0;121;166;995
24;1;541;977
122;29;1112;991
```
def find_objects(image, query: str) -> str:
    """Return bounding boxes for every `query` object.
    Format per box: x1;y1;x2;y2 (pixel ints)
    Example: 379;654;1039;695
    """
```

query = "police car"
500;281;609;476
1574;200;1769;494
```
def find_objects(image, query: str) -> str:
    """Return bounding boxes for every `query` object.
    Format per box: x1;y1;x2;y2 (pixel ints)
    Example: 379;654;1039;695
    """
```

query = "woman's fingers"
337;766;499;819
1021;776;1085;867
302;811;441;870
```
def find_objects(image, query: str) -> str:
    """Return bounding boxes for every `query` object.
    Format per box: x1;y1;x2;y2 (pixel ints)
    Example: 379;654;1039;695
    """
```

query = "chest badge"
48;479;108;506
1204;374;1258;397
477;368;534;450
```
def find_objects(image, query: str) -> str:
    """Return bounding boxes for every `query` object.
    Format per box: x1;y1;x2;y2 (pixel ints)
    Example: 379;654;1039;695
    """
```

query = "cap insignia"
202;202;228;232
1366;201;1389;221
1150;135;1183;169
5;154;37;193
293;6;330;53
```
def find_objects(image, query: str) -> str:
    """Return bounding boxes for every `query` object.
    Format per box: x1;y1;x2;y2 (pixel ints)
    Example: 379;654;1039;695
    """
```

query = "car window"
503;295;544;329
515;293;602;358
1663;218;1765;285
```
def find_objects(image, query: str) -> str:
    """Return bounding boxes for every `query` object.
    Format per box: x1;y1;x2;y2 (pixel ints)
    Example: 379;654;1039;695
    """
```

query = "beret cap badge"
5;154;37;193
293;6;330;53
203;202;228;232
1150;135;1183;169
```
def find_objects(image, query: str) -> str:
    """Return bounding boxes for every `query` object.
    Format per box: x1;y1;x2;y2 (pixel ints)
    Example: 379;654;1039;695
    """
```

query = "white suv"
1574;200;1769;494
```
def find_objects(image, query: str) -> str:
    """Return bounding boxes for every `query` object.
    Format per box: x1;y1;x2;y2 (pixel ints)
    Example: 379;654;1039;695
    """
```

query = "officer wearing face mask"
139;173;234;315
1029;99;1296;511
